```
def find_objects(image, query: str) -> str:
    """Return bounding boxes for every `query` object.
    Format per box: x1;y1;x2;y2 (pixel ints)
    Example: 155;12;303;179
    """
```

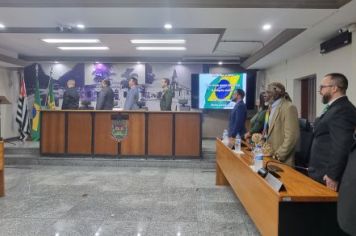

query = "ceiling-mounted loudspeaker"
320;31;352;54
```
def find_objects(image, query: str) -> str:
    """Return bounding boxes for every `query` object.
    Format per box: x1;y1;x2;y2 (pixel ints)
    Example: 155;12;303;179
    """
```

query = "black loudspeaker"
191;74;199;109
320;31;352;54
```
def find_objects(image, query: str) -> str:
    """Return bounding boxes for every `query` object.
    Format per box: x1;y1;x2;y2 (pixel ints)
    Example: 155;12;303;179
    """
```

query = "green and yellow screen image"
199;73;246;109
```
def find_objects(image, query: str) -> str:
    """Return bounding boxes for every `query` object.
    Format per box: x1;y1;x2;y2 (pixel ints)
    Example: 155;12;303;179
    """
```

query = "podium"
0;96;11;141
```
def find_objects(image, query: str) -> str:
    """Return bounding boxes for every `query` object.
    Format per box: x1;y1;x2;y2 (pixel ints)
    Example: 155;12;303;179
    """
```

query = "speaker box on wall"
320;31;352;54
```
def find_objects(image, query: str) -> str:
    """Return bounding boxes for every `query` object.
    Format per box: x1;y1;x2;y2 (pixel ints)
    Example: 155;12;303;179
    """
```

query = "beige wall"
0;68;20;139
265;31;356;117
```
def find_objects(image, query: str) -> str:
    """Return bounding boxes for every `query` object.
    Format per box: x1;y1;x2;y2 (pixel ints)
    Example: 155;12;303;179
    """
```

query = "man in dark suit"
308;73;356;191
96;79;114;110
228;89;247;147
62;79;79;110
338;130;356;236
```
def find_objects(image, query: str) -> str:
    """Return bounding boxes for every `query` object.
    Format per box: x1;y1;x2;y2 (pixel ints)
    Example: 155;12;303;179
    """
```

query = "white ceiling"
0;1;355;69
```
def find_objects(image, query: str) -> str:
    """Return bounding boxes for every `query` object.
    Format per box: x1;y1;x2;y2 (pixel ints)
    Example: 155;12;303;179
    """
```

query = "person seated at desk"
244;92;268;140
96;79;114;110
62;79;79;110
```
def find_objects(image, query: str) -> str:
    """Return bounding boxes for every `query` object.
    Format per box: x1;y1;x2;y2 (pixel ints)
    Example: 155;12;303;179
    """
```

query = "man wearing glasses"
308;73;356;191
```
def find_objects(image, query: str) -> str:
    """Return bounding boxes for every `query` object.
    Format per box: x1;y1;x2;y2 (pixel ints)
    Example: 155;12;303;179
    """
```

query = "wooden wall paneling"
40;111;65;154
94;112;118;155
67;112;92;154
120;113;146;155
147;113;173;156
175;113;201;156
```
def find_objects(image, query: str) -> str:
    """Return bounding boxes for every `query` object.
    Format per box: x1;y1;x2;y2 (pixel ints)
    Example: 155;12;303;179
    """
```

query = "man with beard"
308;73;356;191
263;82;299;165
227;89;247;147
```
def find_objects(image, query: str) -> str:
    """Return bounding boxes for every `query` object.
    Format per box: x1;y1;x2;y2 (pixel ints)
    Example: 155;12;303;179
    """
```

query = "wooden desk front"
40;110;202;158
216;139;345;236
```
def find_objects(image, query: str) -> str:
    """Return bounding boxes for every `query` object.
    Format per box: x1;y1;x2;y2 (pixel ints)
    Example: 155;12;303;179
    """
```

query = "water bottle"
235;134;241;152
254;144;263;171
222;129;228;145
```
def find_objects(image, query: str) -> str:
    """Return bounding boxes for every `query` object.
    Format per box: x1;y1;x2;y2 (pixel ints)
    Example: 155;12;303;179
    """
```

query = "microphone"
257;160;311;179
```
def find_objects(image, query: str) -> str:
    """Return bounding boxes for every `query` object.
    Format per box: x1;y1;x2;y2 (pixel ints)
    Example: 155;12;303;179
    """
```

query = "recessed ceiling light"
164;23;173;30
42;39;100;43
178;61;182;65
53;61;59;64
137;61;141;64
262;24;272;31
58;46;109;50
77;24;85;29
136;47;186;51
218;61;223;65
0;23;5;29
130;39;185;44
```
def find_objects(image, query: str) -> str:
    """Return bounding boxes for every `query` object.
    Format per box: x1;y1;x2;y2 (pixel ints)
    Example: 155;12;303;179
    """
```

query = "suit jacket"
124;86;139;110
308;96;356;183
266;98;299;165
96;86;114;110
62;87;79;110
228;100;247;138
338;140;356;236
160;88;173;111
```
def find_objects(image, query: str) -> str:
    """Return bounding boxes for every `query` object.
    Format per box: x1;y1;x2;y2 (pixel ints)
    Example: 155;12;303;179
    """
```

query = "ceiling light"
53;61;59;64
178;61;182;65
136;47;186;51
42;39;100;43
131;39;185;44
0;23;5;29
58;46;109;50
77;24;85;29
262;24;272;31
218;61;223;65
164;23;173;30
137;61;141;64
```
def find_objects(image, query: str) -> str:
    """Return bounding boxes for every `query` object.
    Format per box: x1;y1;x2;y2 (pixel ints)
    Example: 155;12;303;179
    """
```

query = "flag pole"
44;66;54;108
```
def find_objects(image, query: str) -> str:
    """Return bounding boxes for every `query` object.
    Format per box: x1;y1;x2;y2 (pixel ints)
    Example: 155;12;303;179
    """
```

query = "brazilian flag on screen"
31;77;41;141
47;79;55;110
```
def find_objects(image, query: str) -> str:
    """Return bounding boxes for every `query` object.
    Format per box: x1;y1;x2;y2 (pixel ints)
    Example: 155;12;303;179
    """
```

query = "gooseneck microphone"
257;160;313;178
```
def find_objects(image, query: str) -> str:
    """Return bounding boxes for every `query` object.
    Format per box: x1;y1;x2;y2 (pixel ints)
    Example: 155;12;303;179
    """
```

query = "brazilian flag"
31;77;41;141
47;79;55;110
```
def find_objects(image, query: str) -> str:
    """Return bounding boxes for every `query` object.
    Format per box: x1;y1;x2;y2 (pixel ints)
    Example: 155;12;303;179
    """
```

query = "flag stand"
0;96;11;141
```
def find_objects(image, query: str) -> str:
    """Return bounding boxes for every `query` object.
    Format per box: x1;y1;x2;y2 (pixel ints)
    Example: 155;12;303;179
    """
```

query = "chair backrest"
295;118;314;168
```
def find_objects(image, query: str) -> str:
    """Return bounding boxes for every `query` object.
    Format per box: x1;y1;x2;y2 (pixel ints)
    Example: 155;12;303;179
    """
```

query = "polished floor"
0;166;259;236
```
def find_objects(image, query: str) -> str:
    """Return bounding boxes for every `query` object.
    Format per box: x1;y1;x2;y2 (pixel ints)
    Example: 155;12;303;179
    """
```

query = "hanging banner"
111;114;129;141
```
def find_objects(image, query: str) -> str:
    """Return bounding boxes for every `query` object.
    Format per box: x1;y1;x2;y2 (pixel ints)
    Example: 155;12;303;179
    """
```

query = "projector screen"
198;73;247;109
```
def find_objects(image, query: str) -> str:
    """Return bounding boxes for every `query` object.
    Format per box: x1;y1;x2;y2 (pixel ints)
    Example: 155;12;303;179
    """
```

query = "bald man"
62;80;79;110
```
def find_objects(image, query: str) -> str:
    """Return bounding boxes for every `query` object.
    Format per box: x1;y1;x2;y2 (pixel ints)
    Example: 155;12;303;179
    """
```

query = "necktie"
321;104;330;115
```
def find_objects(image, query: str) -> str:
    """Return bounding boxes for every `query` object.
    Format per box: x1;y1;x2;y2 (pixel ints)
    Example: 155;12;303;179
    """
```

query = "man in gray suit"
96;79;114;110
124;77;139;110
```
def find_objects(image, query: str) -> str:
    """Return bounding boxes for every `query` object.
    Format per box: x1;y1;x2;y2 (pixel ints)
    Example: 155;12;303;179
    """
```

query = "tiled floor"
0;166;260;236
